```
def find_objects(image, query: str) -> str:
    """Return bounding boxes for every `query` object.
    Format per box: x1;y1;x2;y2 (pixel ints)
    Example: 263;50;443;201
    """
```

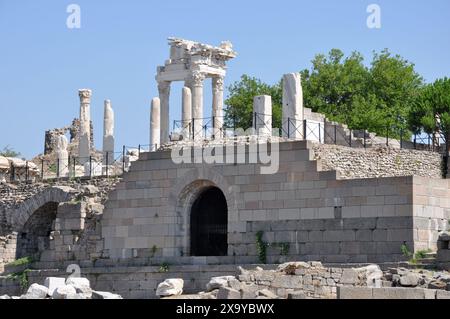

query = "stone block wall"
312;144;442;180
413;177;450;251
101;140;449;263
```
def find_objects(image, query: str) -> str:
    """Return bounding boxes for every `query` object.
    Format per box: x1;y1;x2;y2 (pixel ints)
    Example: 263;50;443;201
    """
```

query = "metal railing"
5;144;157;183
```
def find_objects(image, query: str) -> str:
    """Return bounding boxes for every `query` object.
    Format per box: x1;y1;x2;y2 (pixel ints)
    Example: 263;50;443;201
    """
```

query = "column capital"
212;76;225;93
78;89;92;103
189;71;206;88
158;81;171;95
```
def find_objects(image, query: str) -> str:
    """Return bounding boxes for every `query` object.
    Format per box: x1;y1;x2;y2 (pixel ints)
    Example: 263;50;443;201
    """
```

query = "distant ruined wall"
44;118;94;155
312;144;442;180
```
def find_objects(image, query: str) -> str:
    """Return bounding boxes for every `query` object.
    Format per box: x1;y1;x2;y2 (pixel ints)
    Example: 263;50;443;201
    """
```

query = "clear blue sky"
1;0;449;158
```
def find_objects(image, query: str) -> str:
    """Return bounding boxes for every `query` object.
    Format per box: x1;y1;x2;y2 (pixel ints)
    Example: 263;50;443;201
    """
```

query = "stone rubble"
166;262;450;300
0;276;122;300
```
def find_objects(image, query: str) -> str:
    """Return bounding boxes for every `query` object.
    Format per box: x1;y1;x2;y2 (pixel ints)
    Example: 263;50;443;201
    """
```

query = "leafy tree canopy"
224;49;424;137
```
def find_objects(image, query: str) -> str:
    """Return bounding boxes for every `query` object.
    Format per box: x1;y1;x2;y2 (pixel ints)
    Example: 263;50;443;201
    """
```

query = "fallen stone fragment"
23;283;49;299
206;276;235;292
399;273;420;287
53;285;77;299
156;278;184;297
44;277;66;297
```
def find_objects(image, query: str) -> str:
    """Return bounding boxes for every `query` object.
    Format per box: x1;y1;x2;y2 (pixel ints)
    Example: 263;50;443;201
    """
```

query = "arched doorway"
190;187;227;256
16;202;58;259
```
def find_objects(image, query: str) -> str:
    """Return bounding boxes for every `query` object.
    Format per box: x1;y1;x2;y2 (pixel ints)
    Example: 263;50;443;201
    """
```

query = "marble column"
212;76;224;139
158;81;171;144
78;89;92;164
182;87;192;140
282;73;304;139
150;97;161;151
103;99;115;166
253;95;272;137
190;71;205;141
56;134;69;177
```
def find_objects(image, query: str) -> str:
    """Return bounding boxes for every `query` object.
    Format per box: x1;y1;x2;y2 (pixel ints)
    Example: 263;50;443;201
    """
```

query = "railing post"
414;135;417;149
303;119;307;140
192;117;195;141
212;115;215;139
204;124;207;139
41;159;44;180
386;126;389;147
56;158;60;178
400;128;403;149
68;155;71;177
10;163;14;182
349;130;352;147
73;157;76;178
287;117;290;138
89;156;92;178
138;144;141;157
334;125;337;145
318;123;322;143
254;112;257;131
105;151;109;177
364;130;367;149
25;161;29;182
122;145;126;173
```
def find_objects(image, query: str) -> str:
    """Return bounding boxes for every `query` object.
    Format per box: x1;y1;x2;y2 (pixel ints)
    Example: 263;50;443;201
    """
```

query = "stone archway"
190;186;228;256
16;201;58;259
169;167;238;257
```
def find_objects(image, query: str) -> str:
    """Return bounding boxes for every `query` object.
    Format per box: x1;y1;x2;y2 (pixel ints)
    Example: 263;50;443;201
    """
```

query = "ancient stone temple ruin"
1;38;450;299
155;37;236;143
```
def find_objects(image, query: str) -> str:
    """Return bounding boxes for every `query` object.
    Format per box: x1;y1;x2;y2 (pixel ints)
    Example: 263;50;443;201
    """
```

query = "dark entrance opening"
190;187;227;256
16;202;58;259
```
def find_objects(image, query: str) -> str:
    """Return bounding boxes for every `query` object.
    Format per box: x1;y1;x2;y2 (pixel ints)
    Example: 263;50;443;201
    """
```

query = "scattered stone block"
340;269;358;285
53;285;77;299
24;283;49;299
44;277;66;297
217;287;241;299
436;290;450;299
206;276;235;292
399;273;420;287
156;278;184;297
66;277;90;289
288;291;307;299
337;287;373;299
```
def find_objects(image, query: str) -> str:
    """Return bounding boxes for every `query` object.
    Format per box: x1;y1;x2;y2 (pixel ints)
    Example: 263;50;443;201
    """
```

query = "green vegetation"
400;243;413;258
158;262;170;273
6;256;33;267
414;249;433;260
7;269;31;290
0;145;21;158
225;49;425;138
255;231;268;264
150;245;157;258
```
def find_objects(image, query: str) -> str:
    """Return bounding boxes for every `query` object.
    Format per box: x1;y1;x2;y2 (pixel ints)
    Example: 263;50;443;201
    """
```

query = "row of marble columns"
56;89;115;177
151;73;225;147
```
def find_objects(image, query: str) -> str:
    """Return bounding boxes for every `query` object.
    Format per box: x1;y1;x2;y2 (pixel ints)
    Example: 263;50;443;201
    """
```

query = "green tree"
224;75;282;130
409;77;450;150
302;49;423;135
0;145;20;157
225;49;423;138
